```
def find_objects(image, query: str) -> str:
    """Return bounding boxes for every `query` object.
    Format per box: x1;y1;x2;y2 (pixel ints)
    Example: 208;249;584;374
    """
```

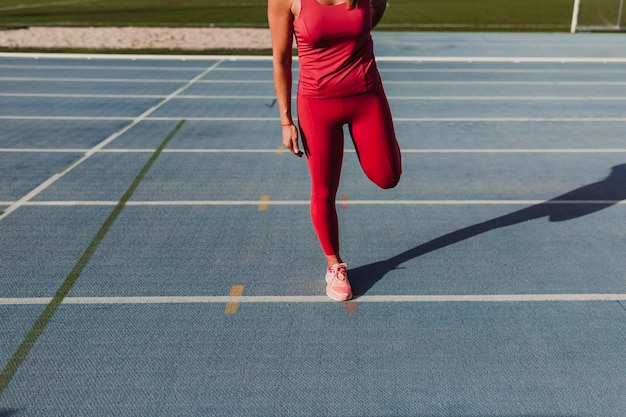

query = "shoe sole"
326;285;352;301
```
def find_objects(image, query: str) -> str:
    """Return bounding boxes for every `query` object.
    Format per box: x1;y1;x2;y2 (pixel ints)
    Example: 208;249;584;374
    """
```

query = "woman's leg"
297;96;345;265
347;88;402;189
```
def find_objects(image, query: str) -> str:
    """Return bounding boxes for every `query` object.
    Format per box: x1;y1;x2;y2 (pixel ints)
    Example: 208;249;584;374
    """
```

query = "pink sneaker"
325;263;352;301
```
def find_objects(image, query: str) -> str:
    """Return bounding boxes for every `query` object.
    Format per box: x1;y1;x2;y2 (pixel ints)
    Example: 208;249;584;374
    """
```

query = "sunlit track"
2;39;626;416
0;61;224;220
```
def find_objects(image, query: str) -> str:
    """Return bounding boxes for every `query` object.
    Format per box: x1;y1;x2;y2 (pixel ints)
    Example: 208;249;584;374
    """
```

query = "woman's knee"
369;166;402;189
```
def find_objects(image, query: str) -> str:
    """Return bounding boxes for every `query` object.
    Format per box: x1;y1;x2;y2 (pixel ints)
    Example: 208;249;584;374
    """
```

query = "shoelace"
330;263;348;282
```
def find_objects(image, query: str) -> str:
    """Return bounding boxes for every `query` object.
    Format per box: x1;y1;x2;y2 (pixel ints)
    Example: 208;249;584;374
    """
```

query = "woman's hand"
282;123;303;157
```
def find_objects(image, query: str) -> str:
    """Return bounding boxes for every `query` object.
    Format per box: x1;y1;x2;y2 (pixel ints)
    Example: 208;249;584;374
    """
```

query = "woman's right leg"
297;96;344;265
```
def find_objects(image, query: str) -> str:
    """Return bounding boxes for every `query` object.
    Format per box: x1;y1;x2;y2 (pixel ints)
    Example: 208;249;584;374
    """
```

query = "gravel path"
0;27;272;50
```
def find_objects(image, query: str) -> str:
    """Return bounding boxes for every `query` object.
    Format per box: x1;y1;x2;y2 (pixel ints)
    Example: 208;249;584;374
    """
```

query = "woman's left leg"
346;87;402;188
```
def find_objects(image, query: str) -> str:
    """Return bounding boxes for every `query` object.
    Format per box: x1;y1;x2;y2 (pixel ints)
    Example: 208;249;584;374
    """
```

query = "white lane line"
2;64;617;73
147;116;626;123
3;53;626;63
20;200;312;206
0;149;287;153
7;200;626;207
1;293;626;305
196;80;626;86
389;96;626;101
148;116;626;122
380;68;626;74
107;148;626;154
383;81;626;85
0;77;189;83
194;80;626;86
4;93;626;101
4;63;625;75
0;53;273;61
0;61;224;220
3;148;626;154
147;117;278;121
394;117;626;122
2;115;626;122
399;149;626;153
10;78;624;86
0;148;285;153
0;116;134;121
0;149;91;153
377;57;626;64
4;78;626;86
0;93;166;99
0;65;272;72
0;64;210;71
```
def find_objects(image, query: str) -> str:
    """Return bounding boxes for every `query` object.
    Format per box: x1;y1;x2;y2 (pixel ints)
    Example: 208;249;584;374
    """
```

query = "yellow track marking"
224;285;245;315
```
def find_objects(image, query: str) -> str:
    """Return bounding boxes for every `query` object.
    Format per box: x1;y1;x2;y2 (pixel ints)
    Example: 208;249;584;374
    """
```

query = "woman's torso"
293;0;380;98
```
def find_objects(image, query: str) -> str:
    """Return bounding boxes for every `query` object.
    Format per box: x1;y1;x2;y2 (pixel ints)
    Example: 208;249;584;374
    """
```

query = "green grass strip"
0;119;186;397
0;0;575;32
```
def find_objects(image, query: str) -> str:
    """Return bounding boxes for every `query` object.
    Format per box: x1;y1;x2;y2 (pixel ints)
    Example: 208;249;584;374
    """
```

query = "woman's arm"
370;0;387;29
268;0;301;156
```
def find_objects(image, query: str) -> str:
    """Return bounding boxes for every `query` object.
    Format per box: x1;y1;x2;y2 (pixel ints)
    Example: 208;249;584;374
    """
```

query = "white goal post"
571;0;625;32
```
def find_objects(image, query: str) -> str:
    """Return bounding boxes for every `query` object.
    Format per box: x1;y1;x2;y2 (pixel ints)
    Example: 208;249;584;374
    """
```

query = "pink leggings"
297;86;402;256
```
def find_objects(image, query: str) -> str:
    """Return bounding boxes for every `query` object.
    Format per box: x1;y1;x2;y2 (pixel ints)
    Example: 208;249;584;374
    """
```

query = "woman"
268;0;402;301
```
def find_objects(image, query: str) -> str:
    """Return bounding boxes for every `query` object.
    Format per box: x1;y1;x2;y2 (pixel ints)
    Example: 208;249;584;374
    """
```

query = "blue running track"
1;32;626;416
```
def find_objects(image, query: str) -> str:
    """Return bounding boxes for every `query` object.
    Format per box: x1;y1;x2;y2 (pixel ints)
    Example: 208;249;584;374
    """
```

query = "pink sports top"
294;0;380;98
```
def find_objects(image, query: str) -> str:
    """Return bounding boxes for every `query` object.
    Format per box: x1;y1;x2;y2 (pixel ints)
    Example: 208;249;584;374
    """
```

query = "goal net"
571;0;625;32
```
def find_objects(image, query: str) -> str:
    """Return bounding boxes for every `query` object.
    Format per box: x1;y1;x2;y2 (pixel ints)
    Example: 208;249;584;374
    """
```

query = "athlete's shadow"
350;163;626;297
